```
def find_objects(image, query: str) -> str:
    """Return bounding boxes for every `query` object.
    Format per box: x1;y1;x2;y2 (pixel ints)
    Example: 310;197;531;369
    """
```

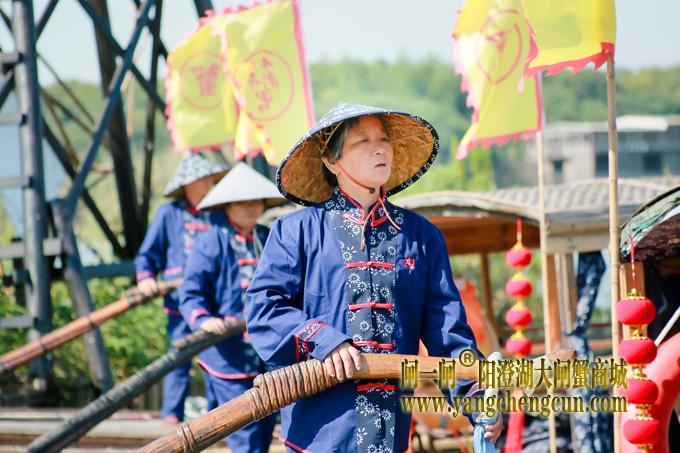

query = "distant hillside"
34;62;680;250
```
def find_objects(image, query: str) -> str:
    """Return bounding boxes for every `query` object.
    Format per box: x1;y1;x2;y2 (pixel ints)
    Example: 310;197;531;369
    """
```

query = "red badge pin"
404;257;416;270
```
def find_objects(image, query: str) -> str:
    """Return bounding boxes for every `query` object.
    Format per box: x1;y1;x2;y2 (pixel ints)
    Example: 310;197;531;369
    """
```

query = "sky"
0;0;676;85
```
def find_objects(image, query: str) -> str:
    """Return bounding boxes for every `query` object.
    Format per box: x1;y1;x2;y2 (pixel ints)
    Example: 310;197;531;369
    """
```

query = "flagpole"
606;53;621;453
536;131;558;453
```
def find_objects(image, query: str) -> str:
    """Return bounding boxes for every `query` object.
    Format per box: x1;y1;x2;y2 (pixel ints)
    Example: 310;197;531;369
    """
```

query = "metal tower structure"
0;0;221;397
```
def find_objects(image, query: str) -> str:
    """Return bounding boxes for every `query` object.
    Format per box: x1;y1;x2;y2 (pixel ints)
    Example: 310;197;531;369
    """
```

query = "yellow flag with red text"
165;18;238;150
210;0;314;164
453;0;542;159
522;0;616;77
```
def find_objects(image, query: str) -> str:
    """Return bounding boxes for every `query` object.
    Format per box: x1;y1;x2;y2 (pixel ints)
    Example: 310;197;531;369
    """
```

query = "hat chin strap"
334;161;401;249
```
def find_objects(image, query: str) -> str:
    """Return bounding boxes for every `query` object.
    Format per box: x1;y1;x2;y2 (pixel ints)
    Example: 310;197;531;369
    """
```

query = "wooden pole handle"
139;348;575;453
0;279;182;375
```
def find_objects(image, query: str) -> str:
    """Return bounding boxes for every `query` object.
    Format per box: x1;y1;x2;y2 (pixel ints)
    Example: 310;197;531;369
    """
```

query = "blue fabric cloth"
565;252;612;453
203;373;276;453
160;313;192;419
179;224;268;378
327;189;400;452
473;412;498;453
472;352;501;453
245;188;482;453
134;200;226;312
135;199;225;420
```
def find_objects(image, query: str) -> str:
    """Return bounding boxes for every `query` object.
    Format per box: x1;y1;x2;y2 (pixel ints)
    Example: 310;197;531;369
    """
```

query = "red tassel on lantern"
625;378;659;405
619;338;658;365
504;410;525;453
623;418;660;445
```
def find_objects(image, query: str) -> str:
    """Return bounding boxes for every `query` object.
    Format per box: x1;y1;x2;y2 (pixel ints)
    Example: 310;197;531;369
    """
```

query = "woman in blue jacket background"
135;151;227;424
245;103;504;452
179;162;286;453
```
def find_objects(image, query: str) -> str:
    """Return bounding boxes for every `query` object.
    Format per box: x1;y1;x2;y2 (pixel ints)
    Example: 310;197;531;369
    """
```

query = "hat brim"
164;170;228;198
277;111;439;206
199;196;288;211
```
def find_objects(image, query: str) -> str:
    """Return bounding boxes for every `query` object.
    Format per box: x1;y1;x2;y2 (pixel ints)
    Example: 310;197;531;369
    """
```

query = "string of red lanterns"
504;218;533;357
619;235;659;452
503;218;534;453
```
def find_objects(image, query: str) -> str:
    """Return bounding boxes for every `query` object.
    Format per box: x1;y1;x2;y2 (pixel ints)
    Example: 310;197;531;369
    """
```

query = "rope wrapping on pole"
0;279;182;375
27;318;245;453
139;349;575;453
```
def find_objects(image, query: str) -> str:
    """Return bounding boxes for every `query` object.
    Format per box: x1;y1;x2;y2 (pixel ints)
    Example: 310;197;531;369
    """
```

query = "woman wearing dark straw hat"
178;162;285;453
135;151;227;425
245;102;503;452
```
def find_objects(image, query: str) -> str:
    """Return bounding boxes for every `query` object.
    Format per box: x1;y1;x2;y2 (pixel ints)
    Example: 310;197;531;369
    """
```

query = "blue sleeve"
245;217;350;368
420;224;484;411
178;228;221;330
135;204;170;281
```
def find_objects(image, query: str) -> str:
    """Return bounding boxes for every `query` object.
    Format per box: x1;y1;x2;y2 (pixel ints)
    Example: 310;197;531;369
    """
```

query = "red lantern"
505;276;532;299
625;378;659;405
623;418;660;445
619;338;657;365
505;307;532;328
616;297;656;326
506;246;531;269
505;335;532;356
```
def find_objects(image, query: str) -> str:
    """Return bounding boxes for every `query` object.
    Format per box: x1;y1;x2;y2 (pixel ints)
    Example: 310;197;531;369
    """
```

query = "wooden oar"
139;348;575;453
0;279;182;375
27;319;245;453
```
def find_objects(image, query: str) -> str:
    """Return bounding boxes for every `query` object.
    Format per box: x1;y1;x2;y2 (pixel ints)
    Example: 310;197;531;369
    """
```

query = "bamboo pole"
139;349;576;453
536;131;558;453
0;280;182;375
606;53;622;453
480;252;502;336
27;319;245;453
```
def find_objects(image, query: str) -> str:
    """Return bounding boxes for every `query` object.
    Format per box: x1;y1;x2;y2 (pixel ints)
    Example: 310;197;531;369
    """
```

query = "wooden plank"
546;255;563;352
439;221;540;255
531;338;612;356
554;254;578;347
480;253;502;338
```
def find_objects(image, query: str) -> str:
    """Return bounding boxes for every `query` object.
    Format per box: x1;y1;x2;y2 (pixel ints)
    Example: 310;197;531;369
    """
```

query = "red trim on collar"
370;215;387;227
338;186;365;214
228;220;255;242
337;187;391;229
186;203;202;216
237;258;259;266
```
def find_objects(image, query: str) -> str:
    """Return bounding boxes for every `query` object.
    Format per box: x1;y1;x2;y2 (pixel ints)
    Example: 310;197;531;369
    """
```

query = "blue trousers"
161;313;192;420
204;373;276;453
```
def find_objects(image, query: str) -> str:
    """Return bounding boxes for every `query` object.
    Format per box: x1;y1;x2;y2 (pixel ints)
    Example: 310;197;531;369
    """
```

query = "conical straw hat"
276;102;439;206
163;151;229;198
197;162;286;210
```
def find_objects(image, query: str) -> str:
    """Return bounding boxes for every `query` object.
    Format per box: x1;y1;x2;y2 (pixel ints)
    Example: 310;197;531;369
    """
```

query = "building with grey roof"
525;115;680;184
